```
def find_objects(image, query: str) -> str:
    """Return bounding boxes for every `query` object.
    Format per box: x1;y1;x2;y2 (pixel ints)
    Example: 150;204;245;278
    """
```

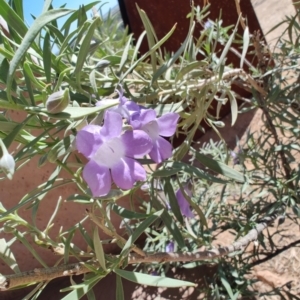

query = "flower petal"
124;100;140;112
100;111;122;139
149;136;173;163
0;152;15;180
157;113;179;137
165;241;175;253
93;137;125;168
111;157;146;189
140;108;156;123
122;130;153;158
76;125;102;159
116;87;129;104
141;120;160;140
176;188;194;218
83;160;111;197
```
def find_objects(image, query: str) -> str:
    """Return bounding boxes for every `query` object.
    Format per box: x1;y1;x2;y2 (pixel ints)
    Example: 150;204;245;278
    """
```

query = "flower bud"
46;88;70;114
213;121;225;128
0;139;15;180
95;60;110;71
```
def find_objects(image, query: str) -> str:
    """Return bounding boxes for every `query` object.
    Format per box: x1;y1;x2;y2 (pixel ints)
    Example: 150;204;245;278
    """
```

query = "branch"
0;213;280;291
252;32;294;189
158;68;267;97
86;209;146;257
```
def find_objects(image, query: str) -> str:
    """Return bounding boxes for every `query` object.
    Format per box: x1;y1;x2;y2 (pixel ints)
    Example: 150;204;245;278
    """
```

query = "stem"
158;69;267;97
0;212;280;290
86;209;146;257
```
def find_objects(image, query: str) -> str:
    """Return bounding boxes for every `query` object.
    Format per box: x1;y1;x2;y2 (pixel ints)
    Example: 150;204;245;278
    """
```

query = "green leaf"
61;1;100;32
220;274;239;300
79;223;94;250
152;21;195;83
240;26;249;68
121;23;177;80
24;100;118;119
164;179;184;224
114;269;196;288
3;114;34;149
13;230;48;268
42;0;53;13
193;151;246;182
118;34;133;73
175;61;208;82
93;227;106;271
6;8;73;102
43;31;52;83
86;289;96;300
47;135;74;163
11;0;24;21
227;89;238;126
111;204;149;219
23;61;45;89
216;18;239;71
155;161;227;183
130;31;147;66
74;17;101;82
136;5;159;73
23;62;35;106
61;275;102;300
77;4;88;29
150;101;185;115
152;166;182;177
151;196;185;248
0;0;28;38
63;229;75;264
116;275;124;300
0;238;20;273
120;209;164;257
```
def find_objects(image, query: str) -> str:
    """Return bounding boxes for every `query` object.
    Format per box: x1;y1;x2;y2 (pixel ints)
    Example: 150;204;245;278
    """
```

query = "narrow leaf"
74;17;101;81
227;89;238;126
116;275;125;300
164;179;184;224
6;8;73;102
121;24;177;80
43;31;52;83
152;22;195;83
111;204;149;219
114;269;196;288
93;227;106;271
0;238;20;273
0;0;27;38
193;151;245;182
61;275;102;300
120;210;164;257
240;26;249;68
216;17;240;71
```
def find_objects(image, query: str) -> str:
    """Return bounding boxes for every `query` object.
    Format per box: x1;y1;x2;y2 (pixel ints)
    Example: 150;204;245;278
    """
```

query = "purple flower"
76;111;153;197
176;185;194;218
130;109;179;163
150;270;159;276
204;20;213;30
96;86;179;163
165;241;175;252
96;87;140;122
230;148;242;166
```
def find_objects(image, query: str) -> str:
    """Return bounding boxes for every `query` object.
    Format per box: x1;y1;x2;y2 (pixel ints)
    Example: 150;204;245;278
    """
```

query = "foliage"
0;0;300;299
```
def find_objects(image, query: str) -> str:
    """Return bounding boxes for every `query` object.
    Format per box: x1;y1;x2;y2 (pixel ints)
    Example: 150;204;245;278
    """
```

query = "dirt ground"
234;1;300;298
190;0;300;298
